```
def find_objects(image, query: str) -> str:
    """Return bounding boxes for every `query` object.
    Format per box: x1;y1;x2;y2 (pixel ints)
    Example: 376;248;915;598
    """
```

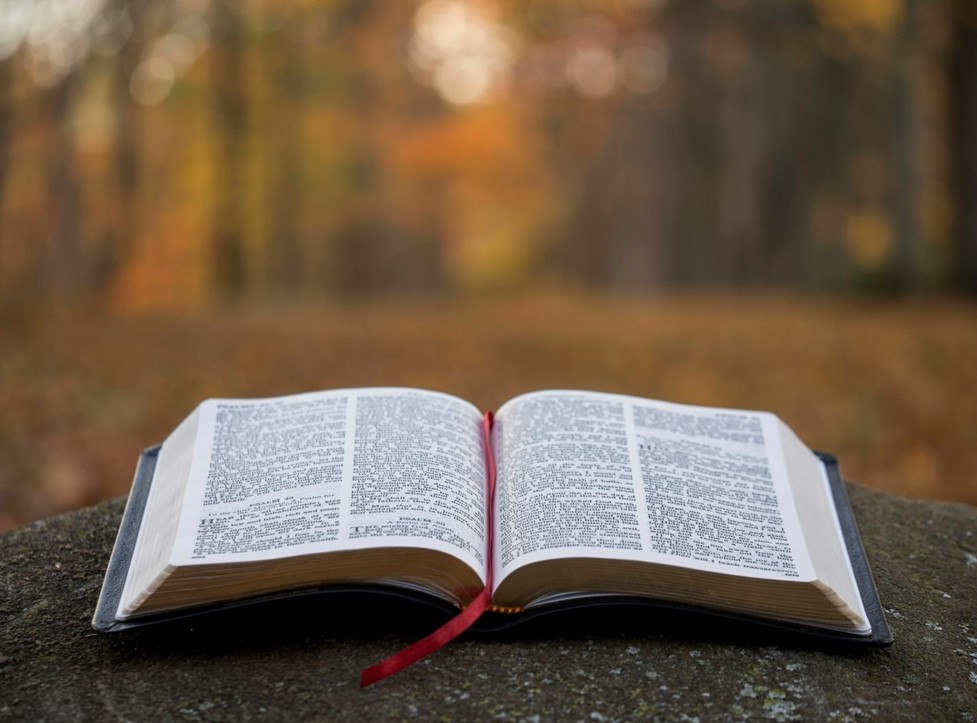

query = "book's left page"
118;388;488;619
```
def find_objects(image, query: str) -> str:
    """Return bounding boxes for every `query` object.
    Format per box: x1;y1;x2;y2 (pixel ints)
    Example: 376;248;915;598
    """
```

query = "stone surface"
1;483;976;721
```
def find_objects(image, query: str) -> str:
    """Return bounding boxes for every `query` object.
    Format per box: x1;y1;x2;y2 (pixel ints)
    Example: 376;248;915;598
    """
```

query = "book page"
169;388;487;579
493;391;814;589
631;399;811;578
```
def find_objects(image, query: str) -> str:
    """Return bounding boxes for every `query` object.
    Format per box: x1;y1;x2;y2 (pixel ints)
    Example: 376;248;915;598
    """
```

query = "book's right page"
491;390;869;633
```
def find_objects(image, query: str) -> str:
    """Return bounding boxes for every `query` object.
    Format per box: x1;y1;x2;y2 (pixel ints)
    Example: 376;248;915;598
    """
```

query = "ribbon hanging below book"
360;411;497;687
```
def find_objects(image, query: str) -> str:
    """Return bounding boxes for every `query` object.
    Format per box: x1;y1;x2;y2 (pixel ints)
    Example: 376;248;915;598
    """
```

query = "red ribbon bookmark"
359;586;492;687
360;412;497;687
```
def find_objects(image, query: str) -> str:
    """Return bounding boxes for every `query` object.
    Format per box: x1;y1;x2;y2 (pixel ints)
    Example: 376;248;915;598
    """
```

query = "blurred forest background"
1;0;976;530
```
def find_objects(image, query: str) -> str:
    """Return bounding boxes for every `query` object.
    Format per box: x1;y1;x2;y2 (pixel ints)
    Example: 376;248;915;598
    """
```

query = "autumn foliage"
1;2;976;528
2;293;975;531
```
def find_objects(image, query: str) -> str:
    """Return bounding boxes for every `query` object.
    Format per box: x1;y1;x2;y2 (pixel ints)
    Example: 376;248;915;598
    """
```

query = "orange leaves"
385;106;537;178
813;0;906;38
3;293;977;532
383;106;558;288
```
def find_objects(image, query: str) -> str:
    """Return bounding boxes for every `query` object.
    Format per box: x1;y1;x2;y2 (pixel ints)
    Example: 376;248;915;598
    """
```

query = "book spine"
359;411;499;686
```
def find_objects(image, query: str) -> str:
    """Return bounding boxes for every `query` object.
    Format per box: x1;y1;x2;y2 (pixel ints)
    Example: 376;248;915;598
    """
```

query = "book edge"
94;448;892;647
816;451;893;646
92;445;162;633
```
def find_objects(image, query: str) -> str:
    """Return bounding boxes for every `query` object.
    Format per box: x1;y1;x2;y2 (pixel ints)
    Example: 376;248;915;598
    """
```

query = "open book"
94;388;890;652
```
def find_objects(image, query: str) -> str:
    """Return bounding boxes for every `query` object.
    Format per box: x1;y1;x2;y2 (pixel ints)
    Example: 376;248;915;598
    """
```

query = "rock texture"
1;484;976;721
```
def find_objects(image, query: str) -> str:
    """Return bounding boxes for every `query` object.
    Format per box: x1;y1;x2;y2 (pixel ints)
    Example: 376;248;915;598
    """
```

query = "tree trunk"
891;0;921;293
265;17;306;293
951;0;977;293
98;0;145;296
46;72;83;299
211;1;250;299
0;58;11;231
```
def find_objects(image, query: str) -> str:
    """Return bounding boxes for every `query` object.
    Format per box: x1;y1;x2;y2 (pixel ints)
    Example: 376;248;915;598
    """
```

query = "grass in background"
2;292;975;531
